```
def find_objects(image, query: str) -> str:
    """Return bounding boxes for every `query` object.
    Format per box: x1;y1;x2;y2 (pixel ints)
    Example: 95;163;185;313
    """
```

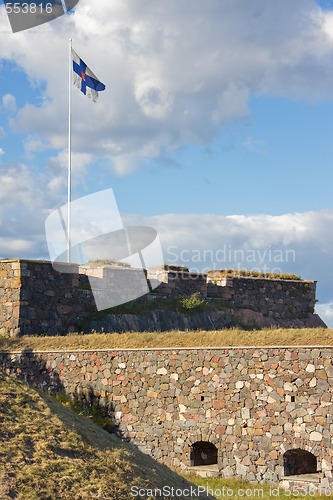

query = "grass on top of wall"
206;269;302;280
0;328;332;352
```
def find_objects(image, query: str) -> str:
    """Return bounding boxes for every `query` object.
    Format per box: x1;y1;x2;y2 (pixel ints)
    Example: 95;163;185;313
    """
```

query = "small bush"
178;292;205;312
54;392;117;434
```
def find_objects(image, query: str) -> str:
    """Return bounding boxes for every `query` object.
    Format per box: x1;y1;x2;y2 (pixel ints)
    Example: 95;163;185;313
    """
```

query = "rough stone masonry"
1;346;332;487
0;260;326;337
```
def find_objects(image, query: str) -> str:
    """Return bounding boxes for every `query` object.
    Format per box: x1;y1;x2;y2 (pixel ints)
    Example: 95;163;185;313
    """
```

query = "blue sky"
0;0;333;325
110;96;333;216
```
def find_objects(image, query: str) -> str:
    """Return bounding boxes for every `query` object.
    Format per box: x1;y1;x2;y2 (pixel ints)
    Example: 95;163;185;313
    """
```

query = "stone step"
186;465;219;478
279;473;324;490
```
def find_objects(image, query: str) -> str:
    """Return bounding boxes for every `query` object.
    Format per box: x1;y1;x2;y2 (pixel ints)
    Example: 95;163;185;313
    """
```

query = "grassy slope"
0;372;212;500
0;328;333;352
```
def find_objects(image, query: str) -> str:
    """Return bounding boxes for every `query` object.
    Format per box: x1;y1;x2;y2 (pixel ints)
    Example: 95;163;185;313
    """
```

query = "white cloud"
47;150;92;194
1;0;333;174
243;137;266;154
134;72;174;120
0;148;4;156
0;237;35;255
322;11;333;37
315;302;333;328
23;135;49;159
0;163;53;259
2;93;17;112
123;209;333;308
111;153;140;176
212;86;249;123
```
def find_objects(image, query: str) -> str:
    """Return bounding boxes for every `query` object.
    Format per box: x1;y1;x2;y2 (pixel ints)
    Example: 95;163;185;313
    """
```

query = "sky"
0;0;333;325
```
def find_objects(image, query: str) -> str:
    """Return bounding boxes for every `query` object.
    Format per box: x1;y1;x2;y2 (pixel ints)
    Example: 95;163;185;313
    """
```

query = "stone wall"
79;264;151;310
152;268;317;320
79;265;318;321
228;277;316;320
1;346;332;486
0;260;95;337
147;267;208;298
0;260;322;337
0;261;21;336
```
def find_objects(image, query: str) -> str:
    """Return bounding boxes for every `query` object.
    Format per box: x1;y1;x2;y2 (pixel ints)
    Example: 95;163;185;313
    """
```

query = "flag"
72;48;106;102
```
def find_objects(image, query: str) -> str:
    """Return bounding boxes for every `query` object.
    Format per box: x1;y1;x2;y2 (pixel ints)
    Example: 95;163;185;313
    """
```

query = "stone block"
310;431;322;441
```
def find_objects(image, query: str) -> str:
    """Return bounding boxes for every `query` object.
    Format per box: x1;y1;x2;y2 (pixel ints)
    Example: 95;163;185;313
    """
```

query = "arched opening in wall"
190;441;218;467
283;449;317;476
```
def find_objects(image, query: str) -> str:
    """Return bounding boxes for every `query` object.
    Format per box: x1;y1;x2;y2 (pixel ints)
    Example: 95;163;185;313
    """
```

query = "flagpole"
67;38;72;264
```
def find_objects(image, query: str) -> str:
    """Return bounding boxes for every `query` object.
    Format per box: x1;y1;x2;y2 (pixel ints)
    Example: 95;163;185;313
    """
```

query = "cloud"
2;93;17;112
0;163;54;259
243;137;266;154
316;302;333;327
122;209;333;309
23;135;49;159
0;148;4;156
134;72;174;120
46;150;92;194
323;10;333;36
1;0;333;174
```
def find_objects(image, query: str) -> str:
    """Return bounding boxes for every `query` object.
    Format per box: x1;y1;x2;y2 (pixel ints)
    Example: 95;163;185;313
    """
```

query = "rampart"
0;260;93;337
1;346;332;487
0;260;323;337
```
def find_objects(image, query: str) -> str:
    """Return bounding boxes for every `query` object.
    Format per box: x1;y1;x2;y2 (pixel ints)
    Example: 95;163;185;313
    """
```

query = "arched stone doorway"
190;441;218;467
283;449;317;476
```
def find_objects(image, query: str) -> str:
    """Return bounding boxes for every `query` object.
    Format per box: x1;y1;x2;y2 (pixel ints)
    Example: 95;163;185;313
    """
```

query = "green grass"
0;328;332;352
184;474;333;499
90;293;210;320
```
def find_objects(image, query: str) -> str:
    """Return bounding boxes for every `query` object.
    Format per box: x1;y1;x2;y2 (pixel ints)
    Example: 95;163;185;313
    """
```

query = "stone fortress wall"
0;260;331;487
0;260;93;337
0;260;322;337
1;346;333;487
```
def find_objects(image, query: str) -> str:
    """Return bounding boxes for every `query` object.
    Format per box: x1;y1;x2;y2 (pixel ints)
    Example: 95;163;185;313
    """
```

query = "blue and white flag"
72;48;106;102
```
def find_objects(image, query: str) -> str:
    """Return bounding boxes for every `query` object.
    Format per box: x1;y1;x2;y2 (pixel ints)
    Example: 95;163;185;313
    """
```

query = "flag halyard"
72;48;106;102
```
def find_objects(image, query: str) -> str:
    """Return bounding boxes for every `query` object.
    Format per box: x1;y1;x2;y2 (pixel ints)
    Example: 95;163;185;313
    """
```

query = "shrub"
178;292;205;312
54;392;117;434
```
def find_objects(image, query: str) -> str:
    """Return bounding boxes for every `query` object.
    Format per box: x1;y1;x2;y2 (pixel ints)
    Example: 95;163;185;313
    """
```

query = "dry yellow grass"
0;372;211;499
0;328;332;352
